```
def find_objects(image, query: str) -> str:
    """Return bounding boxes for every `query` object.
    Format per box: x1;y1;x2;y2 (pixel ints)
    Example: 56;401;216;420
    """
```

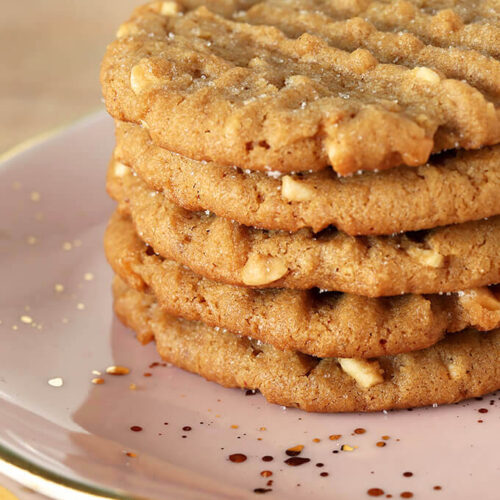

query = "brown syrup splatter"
403;472;413;478
320;472;329;477
260;470;272;477
354;428;366;434
253;488;272;494
400;492;413;498
367;488;385;497
286;445;304;456
262;456;273;462
229;453;247;463
130;426;143;432
284;457;310;466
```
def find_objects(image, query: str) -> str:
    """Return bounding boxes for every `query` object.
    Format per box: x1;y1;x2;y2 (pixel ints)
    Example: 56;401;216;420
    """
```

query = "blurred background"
0;0;143;154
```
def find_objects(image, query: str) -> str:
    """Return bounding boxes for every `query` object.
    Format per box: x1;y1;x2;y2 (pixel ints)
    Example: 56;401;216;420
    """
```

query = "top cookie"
101;0;500;175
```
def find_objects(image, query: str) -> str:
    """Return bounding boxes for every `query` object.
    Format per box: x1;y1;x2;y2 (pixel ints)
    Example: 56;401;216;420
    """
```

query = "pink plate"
0;112;498;500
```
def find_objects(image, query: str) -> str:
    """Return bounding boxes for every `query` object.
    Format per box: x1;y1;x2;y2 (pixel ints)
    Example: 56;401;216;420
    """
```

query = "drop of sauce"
229;453;247;463
354;428;366;434
400;492;413;498
266;480;273;487
130;426;143;432
284;457;310;466
182;426;192;431
285;445;304;457
403;472;413;478
367;488;385;497
262;456;274;462
260;470;272;477
478;408;488;413
316;463;324;468
376;441;386;447
433;486;442;491
320;472;329;477
253;488;272;494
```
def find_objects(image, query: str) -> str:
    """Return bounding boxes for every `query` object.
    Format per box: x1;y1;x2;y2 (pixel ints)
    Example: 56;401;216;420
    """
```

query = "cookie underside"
113;276;500;413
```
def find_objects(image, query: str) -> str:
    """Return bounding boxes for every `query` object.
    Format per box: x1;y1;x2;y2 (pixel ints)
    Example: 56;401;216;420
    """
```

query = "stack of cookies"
101;0;500;412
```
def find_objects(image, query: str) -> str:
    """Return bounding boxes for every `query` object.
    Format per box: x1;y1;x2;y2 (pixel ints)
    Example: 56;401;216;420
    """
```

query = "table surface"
0;0;142;155
0;2;142;497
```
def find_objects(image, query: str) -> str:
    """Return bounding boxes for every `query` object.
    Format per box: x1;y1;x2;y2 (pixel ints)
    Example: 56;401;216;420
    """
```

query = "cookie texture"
101;0;500;175
106;211;500;358
107;162;500;296
115;121;500;235
113;277;500;412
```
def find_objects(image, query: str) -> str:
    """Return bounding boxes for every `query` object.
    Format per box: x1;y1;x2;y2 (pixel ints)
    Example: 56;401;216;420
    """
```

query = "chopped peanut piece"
413;67;440;85
337;358;384;389
407;247;444;268
116;22;139;38
150;1;180;16
460;288;500;311
281;176;316;202
241;254;287;286
113;161;130;178
130;60;162;95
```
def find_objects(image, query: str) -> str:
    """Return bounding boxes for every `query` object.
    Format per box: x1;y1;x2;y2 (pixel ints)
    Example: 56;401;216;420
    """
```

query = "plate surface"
0;112;498;500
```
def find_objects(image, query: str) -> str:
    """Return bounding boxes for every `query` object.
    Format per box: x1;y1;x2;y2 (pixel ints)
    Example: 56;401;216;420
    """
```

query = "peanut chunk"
446;358;466;380
241;254;287;286
337;358;384;389
460;288;500;311
413;67;441;85
281;176;315;202
407;247;444;268
116;22;139;38
113;161;130;178
149;1;180;16
130;59;162;95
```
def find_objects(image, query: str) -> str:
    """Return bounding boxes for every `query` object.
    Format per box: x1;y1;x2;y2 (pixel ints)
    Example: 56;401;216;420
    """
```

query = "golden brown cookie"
101;0;500;175
115;121;500;235
113;276;500;412
105;211;500;358
107;161;500;296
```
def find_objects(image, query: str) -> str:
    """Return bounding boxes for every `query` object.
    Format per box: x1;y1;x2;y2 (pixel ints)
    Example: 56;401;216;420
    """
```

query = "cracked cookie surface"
107;160;500;296
101;0;500;175
106;211;500;358
115;121;500;235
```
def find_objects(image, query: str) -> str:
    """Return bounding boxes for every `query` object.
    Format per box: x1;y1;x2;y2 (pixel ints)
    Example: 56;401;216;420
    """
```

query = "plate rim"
0;110;142;500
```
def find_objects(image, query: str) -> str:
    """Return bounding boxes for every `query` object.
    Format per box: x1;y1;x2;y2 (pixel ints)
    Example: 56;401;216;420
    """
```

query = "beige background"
0;0;143;154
